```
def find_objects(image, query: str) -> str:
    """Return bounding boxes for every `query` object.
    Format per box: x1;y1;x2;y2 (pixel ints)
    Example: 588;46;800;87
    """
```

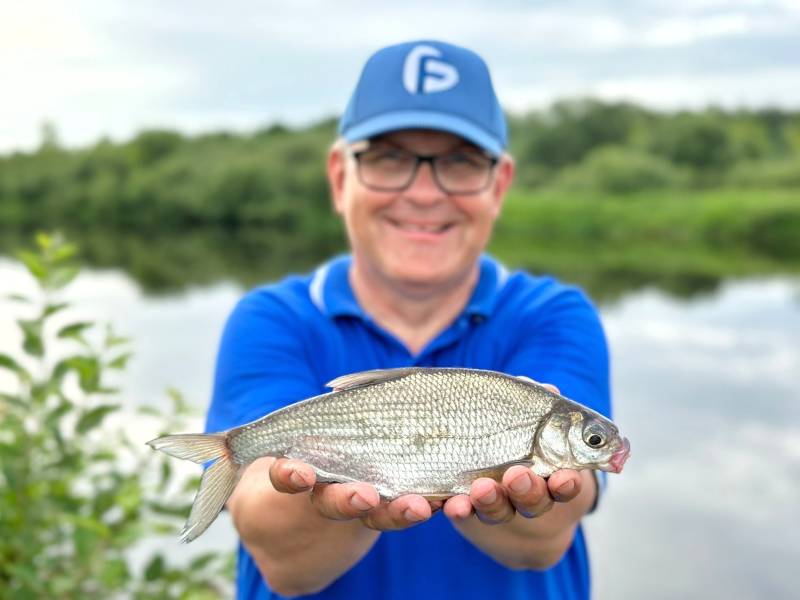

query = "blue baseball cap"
339;40;507;157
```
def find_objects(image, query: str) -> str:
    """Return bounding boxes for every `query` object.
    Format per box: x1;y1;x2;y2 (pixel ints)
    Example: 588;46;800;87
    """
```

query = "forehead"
370;129;479;152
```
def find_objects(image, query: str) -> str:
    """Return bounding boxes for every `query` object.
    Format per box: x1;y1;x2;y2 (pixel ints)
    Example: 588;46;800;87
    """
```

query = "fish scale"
148;366;629;542
230;369;554;496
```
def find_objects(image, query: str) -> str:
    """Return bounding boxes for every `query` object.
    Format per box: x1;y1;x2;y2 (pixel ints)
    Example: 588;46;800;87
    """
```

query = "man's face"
328;129;514;289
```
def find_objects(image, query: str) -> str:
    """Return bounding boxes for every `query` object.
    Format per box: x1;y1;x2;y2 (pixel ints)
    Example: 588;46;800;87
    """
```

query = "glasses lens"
353;146;496;194
435;151;494;194
356;148;417;190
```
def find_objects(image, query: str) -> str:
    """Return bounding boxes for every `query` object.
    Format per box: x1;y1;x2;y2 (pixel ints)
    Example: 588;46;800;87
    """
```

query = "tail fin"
147;433;243;543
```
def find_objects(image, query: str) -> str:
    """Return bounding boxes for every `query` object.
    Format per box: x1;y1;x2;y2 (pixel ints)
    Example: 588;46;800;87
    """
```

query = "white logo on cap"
403;45;459;94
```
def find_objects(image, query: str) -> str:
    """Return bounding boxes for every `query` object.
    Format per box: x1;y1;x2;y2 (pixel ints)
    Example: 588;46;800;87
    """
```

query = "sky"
2;0;800;152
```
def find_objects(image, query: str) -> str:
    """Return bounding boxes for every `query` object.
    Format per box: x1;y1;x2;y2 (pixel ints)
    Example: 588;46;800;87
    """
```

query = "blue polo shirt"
206;254;610;600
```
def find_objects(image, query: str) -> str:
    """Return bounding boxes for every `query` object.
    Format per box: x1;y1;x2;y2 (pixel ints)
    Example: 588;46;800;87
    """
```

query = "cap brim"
342;110;503;157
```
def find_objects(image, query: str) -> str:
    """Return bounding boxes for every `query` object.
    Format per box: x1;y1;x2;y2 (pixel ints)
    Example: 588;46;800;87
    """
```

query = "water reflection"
585;279;800;600
1;256;798;599
1;228;798;302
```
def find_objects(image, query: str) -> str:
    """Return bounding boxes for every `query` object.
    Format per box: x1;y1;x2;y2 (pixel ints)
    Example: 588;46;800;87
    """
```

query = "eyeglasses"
349;142;498;195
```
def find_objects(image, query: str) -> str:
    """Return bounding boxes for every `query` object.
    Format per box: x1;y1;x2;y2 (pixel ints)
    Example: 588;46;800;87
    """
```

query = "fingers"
502;465;554;518
310;482;381;521
444;478;516;524
361;495;433;530
445;467;583;526
268;458;317;493
546;469;582;503
516;375;560;396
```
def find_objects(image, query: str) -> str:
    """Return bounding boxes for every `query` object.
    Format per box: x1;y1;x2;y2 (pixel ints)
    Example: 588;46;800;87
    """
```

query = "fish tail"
147;432;243;543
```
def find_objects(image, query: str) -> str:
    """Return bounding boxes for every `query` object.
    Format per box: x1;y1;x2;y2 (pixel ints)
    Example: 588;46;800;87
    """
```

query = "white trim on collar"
309;262;331;314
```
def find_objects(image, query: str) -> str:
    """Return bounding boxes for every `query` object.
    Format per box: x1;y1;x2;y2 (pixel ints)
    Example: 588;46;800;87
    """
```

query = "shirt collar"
309;254;509;319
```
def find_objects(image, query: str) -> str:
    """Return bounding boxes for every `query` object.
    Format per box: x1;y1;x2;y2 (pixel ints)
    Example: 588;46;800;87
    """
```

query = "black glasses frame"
350;146;499;195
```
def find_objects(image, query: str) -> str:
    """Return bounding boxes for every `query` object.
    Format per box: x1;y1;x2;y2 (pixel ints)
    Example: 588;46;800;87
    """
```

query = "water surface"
1;259;797;599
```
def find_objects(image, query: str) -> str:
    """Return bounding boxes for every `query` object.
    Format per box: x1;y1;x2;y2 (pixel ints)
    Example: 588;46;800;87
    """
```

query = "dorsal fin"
326;367;422;391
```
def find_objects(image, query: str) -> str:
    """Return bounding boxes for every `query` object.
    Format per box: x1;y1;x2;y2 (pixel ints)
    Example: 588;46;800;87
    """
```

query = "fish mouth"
608;437;631;473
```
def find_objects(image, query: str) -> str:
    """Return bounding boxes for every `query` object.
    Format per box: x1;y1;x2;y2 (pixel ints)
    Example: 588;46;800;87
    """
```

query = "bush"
552;145;687;194
0;233;233;599
726;157;800;189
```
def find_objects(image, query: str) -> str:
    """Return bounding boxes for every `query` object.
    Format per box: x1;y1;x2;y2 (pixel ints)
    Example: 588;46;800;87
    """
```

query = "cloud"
1;0;798;151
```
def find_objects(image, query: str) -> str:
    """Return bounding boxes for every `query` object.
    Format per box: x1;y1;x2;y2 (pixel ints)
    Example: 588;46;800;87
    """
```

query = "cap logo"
402;44;459;95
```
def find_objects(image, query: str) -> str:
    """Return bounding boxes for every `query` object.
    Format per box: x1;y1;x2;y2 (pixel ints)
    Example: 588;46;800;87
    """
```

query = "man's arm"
227;457;439;597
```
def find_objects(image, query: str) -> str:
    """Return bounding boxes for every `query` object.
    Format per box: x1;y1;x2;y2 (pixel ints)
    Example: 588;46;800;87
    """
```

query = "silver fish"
148;367;630;542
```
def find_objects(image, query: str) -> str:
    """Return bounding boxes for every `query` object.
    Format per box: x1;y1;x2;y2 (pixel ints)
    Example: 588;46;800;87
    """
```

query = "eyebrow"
362;137;485;154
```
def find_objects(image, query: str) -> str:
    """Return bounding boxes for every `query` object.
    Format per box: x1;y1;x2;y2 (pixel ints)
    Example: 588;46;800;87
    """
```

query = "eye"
360;147;412;166
583;424;608;448
440;151;490;170
587;434;605;448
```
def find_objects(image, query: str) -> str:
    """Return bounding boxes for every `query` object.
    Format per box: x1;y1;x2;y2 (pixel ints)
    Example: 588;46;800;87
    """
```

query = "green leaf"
47;265;80;290
35;231;53;251
99;558;130;588
5;293;31;303
45;399;73;428
76;405;120;434
66;356;100;392
144;554;165;581
159;460;172;491
182;476;202;494
189;552;218;572
90;450;116;462
0;393;26;409
57;321;93;340
43;302;70;319
104;325;131;349
148;501;191;518
16;250;47;281
0;353;30;381
137;405;162;417
168;387;193;415
52;242;78;263
107;352;133;370
18;319;44;357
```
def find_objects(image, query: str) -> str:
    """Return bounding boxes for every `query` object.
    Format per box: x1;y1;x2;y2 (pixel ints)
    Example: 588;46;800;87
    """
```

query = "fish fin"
180;455;243;543
458;459;534;482
326;367;423;391
147;432;228;464
531;458;557;479
422;493;455;501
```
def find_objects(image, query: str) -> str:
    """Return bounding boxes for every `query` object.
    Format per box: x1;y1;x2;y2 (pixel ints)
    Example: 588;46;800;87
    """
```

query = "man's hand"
442;466;583;524
269;457;438;530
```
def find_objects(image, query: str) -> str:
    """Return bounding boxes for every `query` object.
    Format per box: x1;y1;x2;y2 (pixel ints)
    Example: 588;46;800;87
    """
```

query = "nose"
404;160;446;203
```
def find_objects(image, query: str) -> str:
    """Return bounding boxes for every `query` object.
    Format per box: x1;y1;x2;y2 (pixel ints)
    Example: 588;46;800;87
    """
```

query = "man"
206;40;610;599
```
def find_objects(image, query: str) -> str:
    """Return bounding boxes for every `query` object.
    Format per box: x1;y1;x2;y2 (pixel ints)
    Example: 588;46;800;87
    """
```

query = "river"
1;257;798;599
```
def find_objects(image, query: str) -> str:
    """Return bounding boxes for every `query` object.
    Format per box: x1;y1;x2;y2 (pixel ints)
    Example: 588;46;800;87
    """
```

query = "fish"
147;367;630;542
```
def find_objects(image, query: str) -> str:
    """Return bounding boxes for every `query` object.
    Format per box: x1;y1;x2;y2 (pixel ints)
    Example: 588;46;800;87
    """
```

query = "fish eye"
586;433;605;447
583;423;608;448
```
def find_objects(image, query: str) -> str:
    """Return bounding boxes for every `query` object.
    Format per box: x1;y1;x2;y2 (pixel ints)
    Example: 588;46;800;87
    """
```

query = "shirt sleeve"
204;287;323;433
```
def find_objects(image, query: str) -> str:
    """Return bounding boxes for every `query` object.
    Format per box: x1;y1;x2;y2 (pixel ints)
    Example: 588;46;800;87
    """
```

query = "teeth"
397;222;447;233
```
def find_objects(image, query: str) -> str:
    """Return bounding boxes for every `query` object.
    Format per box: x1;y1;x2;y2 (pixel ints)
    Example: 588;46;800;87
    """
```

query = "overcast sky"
2;0;799;152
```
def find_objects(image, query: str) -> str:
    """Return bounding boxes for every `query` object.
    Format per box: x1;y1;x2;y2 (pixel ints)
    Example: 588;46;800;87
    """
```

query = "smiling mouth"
386;218;453;234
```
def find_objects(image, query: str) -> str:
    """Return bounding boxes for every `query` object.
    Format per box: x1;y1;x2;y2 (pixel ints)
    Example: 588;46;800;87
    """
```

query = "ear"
327;144;347;215
489;154;514;216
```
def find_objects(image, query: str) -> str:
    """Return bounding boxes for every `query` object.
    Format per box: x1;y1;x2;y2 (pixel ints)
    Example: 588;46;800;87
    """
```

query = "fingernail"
403;508;424;522
556;481;575;496
350;493;373;511
477;489;497;505
289;470;310;489
509;475;531;494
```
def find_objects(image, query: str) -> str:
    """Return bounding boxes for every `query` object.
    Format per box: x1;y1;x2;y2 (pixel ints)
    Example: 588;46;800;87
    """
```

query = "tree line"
1;99;798;234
